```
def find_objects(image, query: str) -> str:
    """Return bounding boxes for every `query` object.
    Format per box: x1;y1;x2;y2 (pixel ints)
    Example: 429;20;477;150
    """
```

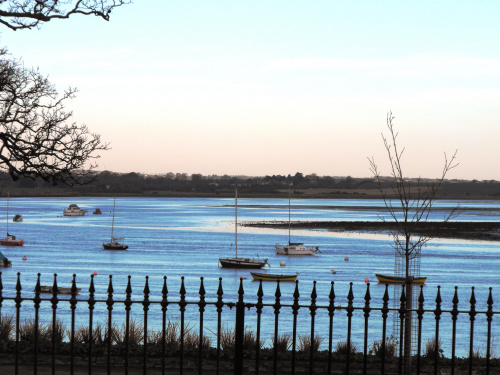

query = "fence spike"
89;274;95;295
180;276;186;298
469;286;476;309
311;280;317;302
237;277;244;302
347;281;354;305
452;286;459;313
487;287;493;307
15;272;22;295
162;276;168;298
52;273;58;293
70;274;78;296
107;275;114;295
275;279;281;300
199;277;206;298
329;281;335;303
126;275;132;297
143;275;150;297
364;282;371;306
217;277;223;299
34;273;41;295
418;284;425;306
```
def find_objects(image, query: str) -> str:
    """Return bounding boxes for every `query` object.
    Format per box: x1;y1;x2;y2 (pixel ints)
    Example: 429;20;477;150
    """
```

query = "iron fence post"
234;278;245;375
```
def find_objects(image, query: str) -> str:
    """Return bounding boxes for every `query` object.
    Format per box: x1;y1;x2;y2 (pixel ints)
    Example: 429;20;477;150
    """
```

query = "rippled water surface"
0;197;498;357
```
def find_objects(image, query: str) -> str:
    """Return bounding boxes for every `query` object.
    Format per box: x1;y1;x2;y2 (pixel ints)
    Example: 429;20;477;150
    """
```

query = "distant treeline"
1;171;499;199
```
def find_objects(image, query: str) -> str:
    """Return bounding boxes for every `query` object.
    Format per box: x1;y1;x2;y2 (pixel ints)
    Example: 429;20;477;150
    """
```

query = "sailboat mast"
111;197;116;241
235;188;238;258
6;192;9;235
288;188;291;245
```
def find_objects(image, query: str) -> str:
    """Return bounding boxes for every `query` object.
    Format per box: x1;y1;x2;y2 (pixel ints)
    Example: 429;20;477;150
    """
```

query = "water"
0;196;498;358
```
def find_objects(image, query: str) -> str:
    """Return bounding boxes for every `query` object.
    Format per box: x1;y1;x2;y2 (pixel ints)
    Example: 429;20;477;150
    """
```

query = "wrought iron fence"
0;272;498;375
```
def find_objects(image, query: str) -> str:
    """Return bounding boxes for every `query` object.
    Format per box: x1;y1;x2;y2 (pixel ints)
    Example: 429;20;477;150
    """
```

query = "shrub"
215;325;263;353
335;340;357;356
0;315;14;343
298;334;323;354
370;336;397;360
111;318;144;346
423;337;444;359
271;334;291;353
74;323;108;345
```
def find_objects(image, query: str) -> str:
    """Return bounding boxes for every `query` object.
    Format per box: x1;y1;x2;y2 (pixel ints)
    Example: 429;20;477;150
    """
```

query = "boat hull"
375;274;427;284
275;243;318;255
103;242;128;250
63;212;87;216
39;286;81;294
0;236;24;246
250;272;297;282
219;258;267;269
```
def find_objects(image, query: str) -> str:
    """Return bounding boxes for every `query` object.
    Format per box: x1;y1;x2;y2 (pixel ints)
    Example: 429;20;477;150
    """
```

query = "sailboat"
219;189;269;269
102;197;128;250
275;189;318;256
0;193;24;246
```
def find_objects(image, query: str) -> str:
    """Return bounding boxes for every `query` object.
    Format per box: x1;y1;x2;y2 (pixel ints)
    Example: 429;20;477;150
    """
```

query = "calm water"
0;197;498;357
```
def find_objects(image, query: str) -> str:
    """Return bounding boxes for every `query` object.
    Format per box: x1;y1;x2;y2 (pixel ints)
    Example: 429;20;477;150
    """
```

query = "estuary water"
0;196;498;357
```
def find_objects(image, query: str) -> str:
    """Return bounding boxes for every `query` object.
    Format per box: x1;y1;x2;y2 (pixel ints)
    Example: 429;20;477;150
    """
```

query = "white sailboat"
0;193;24;246
275;189;318;256
103;197;128;250
219;189;269;269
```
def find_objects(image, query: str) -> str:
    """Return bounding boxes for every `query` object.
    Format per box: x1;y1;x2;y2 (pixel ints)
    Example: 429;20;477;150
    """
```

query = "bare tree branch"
0;50;108;185
0;0;130;30
368;112;460;274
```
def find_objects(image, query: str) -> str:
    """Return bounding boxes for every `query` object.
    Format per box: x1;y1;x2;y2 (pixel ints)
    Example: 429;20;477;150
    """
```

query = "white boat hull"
275;243;318;255
63;211;87;216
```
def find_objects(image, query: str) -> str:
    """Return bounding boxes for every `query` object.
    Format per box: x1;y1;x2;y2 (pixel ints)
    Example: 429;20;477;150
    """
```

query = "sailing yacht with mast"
103;197;128;250
275;189;318;256
219;189;269;269
0;193;24;246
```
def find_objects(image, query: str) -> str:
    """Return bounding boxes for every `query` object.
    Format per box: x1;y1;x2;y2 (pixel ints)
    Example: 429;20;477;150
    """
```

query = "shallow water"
0;197;498;358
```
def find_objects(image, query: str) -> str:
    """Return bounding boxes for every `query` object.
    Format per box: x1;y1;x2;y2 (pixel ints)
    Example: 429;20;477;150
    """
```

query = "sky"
3;1;500;180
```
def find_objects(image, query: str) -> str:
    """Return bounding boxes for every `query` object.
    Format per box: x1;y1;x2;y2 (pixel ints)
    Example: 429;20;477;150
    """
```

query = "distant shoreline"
3;188;500;200
243;221;500;242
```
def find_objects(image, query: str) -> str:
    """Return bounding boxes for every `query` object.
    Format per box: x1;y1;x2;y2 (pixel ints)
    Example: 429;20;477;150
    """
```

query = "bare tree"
368;112;459;277
0;0;129;30
0;51;107;185
0;0;129;184
368;112;459;372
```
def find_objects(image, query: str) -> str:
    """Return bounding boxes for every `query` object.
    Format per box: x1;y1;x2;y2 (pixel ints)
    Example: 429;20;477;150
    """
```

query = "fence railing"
0;272;497;375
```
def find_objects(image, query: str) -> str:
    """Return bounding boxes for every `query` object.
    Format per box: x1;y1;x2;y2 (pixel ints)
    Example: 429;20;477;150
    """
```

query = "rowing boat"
250;272;298;282
375;274;427;284
38;286;82;294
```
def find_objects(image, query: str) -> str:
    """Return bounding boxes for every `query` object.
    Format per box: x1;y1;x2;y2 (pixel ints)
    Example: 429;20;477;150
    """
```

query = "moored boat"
12;214;23;222
275;189;319;256
63;204;88;216
0;234;25;246
103;197;128;250
250;272;297;282
38;286;81;294
1;194;24;246
375;274;427;284
219;188;269;269
0;250;12;267
93;208;102;214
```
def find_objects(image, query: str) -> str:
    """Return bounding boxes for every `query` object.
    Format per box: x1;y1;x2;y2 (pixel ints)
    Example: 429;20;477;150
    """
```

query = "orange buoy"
93;271;98;276
22;256;27;261
365;278;369;283
344;257;349;261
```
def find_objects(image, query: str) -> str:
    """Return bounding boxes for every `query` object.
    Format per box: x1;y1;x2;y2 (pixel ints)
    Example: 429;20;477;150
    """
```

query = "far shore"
243;221;500;242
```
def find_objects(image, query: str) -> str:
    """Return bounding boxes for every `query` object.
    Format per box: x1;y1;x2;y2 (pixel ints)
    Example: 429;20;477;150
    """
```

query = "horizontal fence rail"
0;272;498;375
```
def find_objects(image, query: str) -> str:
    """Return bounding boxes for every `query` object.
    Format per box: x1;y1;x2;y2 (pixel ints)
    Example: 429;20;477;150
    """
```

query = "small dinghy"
250;272;298;282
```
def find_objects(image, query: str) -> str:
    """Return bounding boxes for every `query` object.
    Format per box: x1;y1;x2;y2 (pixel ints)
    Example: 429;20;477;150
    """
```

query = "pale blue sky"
4;1;500;179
